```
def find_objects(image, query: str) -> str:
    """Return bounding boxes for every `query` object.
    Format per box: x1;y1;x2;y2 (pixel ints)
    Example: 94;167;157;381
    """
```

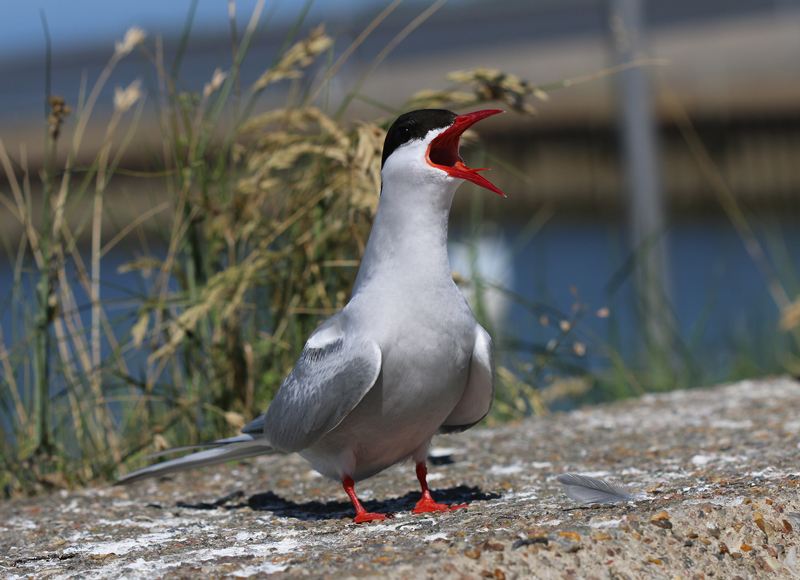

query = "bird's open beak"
426;109;506;197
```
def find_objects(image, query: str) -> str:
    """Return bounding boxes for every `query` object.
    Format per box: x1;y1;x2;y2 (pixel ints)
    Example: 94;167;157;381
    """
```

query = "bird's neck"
353;176;458;294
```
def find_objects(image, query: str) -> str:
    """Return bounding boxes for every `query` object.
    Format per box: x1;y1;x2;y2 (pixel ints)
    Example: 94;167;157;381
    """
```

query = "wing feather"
439;325;495;433
261;314;382;453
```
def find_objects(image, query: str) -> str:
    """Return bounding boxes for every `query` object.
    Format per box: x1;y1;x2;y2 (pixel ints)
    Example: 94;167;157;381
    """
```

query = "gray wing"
439;325;495;434
245;312;382;453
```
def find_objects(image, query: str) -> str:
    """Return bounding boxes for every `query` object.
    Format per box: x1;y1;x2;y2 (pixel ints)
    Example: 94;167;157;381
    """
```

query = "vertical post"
35;10;54;454
610;0;672;378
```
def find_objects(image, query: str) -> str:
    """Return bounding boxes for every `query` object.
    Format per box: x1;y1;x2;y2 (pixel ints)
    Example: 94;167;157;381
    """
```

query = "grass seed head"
113;79;142;113
114;27;146;57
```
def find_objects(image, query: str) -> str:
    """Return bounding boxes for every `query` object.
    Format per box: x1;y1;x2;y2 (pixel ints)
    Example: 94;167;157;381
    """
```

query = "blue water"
1;216;798;399
450;215;799;388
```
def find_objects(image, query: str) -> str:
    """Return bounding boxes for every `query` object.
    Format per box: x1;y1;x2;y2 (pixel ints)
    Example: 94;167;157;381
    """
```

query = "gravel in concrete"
3;377;800;579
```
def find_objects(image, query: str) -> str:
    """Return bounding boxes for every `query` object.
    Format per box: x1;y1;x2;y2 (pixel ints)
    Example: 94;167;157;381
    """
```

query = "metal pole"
610;0;672;374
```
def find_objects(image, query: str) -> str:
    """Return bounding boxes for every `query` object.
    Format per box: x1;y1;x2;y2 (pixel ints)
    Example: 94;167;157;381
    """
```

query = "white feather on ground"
556;473;648;505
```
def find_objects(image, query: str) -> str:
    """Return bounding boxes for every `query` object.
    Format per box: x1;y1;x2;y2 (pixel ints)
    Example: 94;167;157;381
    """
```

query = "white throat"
353;133;462;296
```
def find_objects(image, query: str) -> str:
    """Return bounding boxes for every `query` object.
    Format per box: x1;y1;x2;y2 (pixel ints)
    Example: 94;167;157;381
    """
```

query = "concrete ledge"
3;376;800;579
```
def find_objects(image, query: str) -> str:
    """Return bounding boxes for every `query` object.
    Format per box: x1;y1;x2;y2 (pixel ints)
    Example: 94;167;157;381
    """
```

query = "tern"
118;109;505;523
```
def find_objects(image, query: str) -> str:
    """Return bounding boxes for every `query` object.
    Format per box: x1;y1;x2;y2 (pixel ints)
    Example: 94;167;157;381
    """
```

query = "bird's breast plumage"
301;279;477;481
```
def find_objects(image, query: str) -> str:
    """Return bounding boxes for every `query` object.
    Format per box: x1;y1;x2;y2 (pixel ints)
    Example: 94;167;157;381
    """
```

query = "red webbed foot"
412;491;467;514
411;461;468;515
354;511;394;524
343;475;393;524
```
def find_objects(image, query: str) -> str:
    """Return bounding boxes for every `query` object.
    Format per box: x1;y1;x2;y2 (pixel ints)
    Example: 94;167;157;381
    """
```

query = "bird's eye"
398;127;411;138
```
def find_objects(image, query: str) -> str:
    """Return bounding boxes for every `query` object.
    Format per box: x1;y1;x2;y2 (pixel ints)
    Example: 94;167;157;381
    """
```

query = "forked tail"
116;434;278;485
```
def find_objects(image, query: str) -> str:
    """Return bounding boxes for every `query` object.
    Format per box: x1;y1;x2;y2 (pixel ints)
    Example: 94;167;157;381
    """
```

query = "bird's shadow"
176;485;498;522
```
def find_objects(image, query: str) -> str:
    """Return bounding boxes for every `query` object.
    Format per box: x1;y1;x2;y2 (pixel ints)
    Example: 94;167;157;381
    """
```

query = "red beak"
426;109;505;197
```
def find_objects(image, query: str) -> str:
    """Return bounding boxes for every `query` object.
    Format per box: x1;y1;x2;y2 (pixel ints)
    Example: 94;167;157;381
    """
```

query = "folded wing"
249;312;382;453
439;325;495;433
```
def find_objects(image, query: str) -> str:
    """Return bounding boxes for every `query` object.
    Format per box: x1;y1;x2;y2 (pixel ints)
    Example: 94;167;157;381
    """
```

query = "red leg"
342;475;392;524
412;461;467;514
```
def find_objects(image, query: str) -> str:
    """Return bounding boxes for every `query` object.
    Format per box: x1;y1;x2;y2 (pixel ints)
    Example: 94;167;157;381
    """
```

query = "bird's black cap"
381;109;457;168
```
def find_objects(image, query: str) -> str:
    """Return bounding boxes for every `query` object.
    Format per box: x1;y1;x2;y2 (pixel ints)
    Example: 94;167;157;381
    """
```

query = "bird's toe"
354;511;393;524
413;498;465;514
